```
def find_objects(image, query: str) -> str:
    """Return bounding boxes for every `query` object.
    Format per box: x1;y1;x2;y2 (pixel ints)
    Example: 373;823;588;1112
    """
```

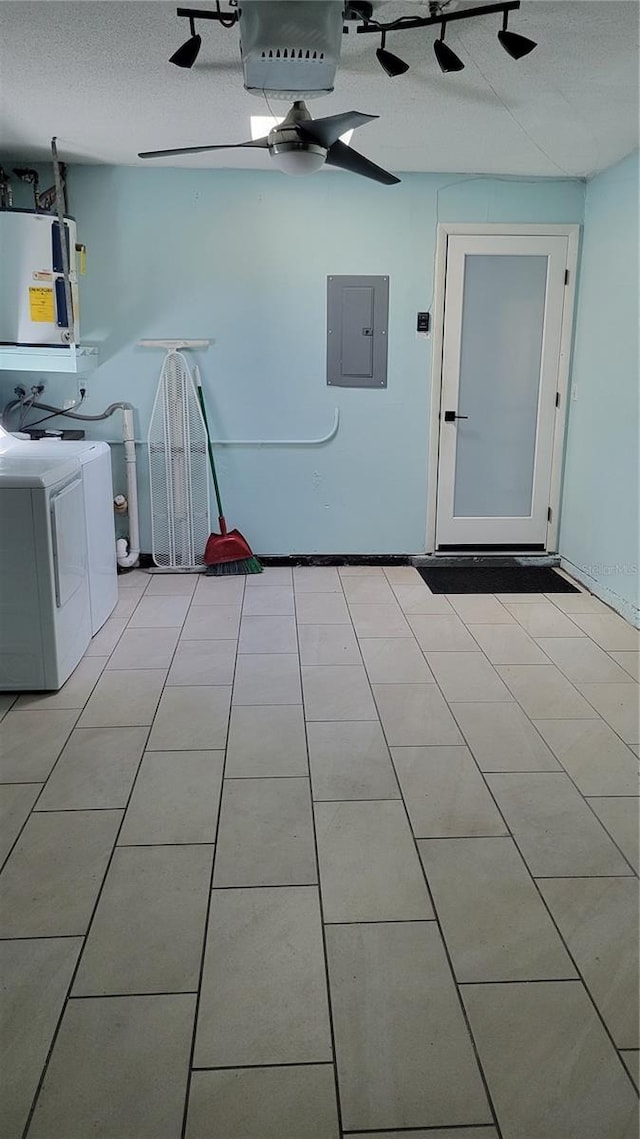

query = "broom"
194;368;262;576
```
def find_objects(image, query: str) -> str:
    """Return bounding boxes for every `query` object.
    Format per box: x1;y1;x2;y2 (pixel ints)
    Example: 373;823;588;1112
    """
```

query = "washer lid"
0;452;81;488
11;438;110;466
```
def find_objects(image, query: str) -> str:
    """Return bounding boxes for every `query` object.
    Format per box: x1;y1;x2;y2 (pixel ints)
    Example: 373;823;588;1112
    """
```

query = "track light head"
170;17;202;68
376;32;409;77
169;34;201;67
497;27;537;59
433;21;464;73
498;11;536;59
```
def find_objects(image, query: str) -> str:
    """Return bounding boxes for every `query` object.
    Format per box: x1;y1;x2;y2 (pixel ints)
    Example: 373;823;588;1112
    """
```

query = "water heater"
0;208;80;346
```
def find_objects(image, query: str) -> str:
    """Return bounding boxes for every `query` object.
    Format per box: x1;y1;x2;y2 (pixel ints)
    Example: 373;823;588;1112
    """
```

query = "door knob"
444;410;469;422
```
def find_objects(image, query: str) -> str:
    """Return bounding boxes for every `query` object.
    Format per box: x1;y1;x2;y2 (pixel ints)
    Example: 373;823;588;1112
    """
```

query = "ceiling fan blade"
138;138;269;159
325;140;400;186
298;111;378;149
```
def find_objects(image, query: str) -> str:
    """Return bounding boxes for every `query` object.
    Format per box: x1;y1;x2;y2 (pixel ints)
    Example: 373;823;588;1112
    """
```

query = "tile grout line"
455;978;584;986
89;571;151;655
221;774;310;781
367;676;506;1139
8;575;177;858
322;918;437;926
530;648;640;687
69;570;182;727
0;933;84;941
396;610;637;1092
0;722;79;877
321;574;638;1123
18;718;154;1139
116;841;218;848
418;596;640;875
0;696;19;721
524;623;640;727
192;1059;335;1072
543;595;640;662
68;989;199;1000
434;639;640;1090
18;572;192;1138
179;572;246;1139
533;873;634;879
342;1126;500;1135
452;697;638;879
189;563;638;1126
582;794;640;799
0;581;150;860
471;600;639;752
3;569;638;1132
209;881;319;890
0;670;125;871
342;572;528;1132
10;656;110;715
32;806;138;814
432;587;638;735
293;572;347;1138
368;584;632;1007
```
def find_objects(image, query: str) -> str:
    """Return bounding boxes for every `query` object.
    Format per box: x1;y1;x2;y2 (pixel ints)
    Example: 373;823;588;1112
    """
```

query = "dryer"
0;445;91;690
16;438;117;633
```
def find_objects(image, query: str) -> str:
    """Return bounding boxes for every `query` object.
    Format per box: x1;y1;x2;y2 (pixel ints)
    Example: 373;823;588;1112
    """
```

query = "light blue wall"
0;164;585;553
559;151;639;620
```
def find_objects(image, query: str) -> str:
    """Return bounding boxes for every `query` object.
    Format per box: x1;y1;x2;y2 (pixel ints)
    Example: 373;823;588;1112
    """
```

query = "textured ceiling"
1;1;638;177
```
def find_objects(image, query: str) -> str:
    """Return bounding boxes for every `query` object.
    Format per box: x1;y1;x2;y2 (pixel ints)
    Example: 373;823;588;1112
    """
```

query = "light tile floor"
1;564;638;1139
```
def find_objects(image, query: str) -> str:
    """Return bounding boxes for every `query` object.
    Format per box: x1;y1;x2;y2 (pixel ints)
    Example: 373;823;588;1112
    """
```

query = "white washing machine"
15;438;118;633
0;446;91;690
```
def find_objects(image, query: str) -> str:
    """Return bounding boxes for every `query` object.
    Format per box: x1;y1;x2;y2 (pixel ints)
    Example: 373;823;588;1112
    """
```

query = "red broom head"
204;528;254;566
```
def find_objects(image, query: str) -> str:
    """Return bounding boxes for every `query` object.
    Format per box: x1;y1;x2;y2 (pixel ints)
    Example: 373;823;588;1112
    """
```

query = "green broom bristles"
205;556;263;577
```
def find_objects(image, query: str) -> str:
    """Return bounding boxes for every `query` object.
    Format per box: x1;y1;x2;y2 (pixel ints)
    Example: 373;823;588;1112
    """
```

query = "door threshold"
436;544;546;553
417;553;560;567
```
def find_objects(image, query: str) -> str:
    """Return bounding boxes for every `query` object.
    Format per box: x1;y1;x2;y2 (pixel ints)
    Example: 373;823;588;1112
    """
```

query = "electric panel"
326;274;389;388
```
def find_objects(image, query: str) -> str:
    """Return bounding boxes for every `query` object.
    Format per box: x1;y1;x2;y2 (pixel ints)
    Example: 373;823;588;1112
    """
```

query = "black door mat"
417;565;580;594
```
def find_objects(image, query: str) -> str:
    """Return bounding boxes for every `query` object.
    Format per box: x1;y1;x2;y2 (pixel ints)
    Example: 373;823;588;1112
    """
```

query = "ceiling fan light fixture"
170;17;202;68
498;11;537;59
376;32;409;77
433;22;464;73
270;144;327;177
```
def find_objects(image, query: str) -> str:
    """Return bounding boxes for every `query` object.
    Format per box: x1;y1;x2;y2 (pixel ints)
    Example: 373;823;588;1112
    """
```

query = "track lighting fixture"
169;16;202;68
376;31;409;77
497;9;537;59
356;1;539;77
164;1;539;87
433;21;465;73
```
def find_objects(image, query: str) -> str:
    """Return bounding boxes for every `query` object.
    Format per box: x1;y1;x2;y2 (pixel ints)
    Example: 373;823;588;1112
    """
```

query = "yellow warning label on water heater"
29;287;55;323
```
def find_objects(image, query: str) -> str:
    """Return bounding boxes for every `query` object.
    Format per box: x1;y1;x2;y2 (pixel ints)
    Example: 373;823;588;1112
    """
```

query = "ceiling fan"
138;99;400;185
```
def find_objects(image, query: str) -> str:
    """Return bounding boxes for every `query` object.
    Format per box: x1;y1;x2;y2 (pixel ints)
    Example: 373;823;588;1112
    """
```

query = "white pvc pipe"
116;407;141;568
211;408;341;447
101;408;341;449
137;339;211;350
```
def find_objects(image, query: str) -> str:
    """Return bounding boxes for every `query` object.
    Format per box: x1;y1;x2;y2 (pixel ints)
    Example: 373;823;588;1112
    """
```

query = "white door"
435;234;569;549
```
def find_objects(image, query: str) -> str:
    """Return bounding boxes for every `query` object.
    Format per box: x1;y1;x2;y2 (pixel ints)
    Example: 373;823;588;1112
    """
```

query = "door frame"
425;222;580;554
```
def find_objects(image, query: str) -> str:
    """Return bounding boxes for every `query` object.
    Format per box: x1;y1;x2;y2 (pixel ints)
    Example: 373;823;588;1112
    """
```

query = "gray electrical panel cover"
326;275;389;388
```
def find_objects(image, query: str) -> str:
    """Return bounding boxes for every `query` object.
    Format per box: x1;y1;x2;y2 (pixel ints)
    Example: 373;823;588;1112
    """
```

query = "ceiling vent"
239;0;344;99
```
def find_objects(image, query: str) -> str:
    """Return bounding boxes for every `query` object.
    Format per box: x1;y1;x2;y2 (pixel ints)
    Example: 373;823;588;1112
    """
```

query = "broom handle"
194;366;226;527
